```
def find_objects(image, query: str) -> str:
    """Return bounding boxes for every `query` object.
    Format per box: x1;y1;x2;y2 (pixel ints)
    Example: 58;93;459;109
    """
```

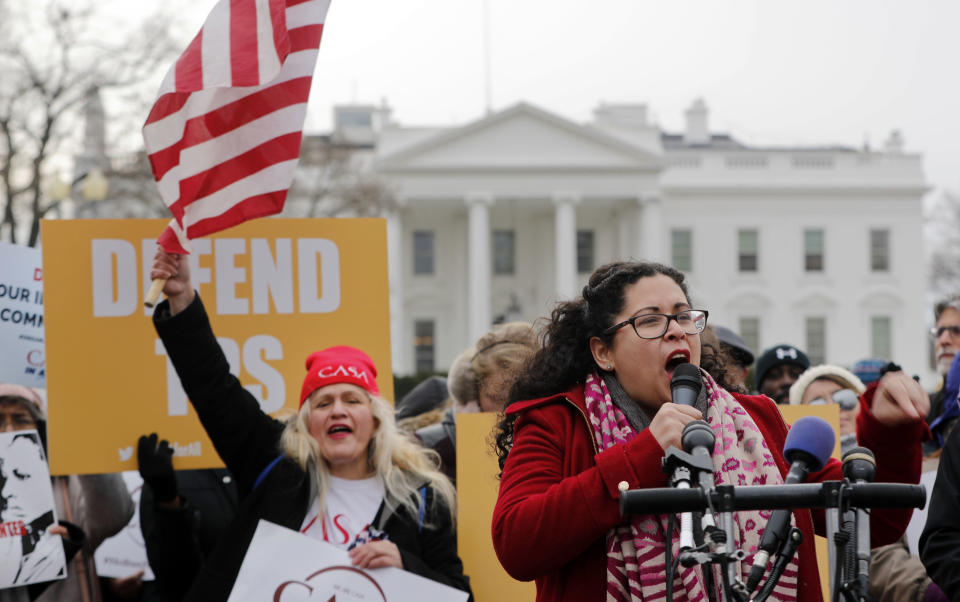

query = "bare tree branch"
0;0;180;246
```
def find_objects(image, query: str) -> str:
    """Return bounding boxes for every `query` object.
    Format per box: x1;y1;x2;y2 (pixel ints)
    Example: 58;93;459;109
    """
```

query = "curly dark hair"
493;261;691;470
699;326;747;395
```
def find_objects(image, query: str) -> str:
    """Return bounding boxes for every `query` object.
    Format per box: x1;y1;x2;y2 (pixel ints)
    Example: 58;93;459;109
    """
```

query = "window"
739;317;760;355
871;316;892;360
738;229;758;272
413;320;435;373
492;230;515;275
413;231;434;275
577;230;595;274
671;229;693;272
804;229;824;272
805;316;826;365
871;229;890;272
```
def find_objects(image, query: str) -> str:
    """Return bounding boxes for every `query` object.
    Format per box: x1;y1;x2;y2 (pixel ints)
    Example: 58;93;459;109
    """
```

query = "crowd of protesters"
8;254;960;602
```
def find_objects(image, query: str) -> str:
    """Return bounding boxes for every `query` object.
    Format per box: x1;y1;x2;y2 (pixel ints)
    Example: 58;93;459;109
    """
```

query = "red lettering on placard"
332;514;350;544
0;521;26;537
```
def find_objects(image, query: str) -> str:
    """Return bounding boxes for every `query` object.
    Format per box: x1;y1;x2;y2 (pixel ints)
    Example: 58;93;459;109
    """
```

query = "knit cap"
300;346;379;406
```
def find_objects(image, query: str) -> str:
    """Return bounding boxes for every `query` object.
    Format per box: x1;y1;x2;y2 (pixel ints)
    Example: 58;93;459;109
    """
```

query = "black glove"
137;433;178;503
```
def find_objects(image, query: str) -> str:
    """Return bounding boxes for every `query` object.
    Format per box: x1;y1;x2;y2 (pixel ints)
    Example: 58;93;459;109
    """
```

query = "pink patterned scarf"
583;371;799;602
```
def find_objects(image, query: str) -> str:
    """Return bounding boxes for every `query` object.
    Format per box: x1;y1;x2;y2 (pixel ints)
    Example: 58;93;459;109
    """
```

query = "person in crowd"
851;357;887;387
395;376;450;434
134;433;239;602
713;325;755;389
698;326;746;394
149;249;471;602
788;364;945;602
921;352;960;599
492;260;927;601
417;322;538;484
0;383;133;602
788;364;865;455
927;296;960;455
754;343;811;404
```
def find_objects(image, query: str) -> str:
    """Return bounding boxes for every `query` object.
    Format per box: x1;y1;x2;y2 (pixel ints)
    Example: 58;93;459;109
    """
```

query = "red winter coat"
492;383;923;602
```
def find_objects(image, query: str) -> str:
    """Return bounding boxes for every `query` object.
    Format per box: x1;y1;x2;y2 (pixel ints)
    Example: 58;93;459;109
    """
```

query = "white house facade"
297;100;931;386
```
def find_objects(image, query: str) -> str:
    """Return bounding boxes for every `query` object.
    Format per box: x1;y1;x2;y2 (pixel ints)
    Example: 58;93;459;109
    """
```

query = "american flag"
143;0;331;254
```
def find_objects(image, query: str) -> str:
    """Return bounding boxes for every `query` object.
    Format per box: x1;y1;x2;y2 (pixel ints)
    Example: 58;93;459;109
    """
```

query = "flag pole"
144;278;166;308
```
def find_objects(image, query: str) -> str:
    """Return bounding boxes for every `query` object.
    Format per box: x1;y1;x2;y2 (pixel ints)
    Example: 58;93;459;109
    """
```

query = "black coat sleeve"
152;294;285;495
920;432;960;597
392;488;472;600
139;482;204;601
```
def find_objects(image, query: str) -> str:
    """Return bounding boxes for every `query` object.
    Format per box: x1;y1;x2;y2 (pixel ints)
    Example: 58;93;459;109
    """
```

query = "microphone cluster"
626;363;926;602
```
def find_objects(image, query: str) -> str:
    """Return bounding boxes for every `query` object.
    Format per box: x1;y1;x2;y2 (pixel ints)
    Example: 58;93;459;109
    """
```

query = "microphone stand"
619;480;926;602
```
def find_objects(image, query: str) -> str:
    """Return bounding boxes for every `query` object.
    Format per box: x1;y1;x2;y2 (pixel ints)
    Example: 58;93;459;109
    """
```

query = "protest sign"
94;471;155;580
226;520;469;602
0;242;45;388
0;429;66;590
42;218;391;475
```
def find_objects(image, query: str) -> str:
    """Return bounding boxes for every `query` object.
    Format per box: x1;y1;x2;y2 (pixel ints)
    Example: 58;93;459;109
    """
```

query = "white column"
466;192;494;342
640;194;664;262
386;205;406;374
552;192;580;299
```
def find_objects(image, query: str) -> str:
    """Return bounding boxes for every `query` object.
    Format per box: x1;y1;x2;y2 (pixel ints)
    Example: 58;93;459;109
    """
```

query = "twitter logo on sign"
118;446;133;462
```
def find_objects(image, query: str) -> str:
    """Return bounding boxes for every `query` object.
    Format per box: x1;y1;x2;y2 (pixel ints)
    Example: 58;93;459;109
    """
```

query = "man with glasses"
927;297;960;456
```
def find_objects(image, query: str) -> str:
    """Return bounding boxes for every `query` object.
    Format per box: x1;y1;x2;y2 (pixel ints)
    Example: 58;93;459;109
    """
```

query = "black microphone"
671;363;702;407
843;447;876;597
745;416;836;594
668;364;706;553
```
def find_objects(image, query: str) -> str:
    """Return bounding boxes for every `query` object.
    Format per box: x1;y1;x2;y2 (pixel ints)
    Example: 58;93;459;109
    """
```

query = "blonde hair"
280;391;456;525
449;321;538;409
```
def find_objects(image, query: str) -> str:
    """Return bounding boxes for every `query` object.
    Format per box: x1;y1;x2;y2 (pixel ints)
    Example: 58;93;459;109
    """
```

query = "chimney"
884;129;904;155
683;98;709;145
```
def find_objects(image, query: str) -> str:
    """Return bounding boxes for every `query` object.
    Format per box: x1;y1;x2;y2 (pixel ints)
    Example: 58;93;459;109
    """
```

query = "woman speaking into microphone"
492;260;927;602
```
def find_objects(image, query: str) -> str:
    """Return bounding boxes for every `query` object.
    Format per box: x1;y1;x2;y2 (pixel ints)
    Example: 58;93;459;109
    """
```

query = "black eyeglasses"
930;325;960;339
603;309;709;340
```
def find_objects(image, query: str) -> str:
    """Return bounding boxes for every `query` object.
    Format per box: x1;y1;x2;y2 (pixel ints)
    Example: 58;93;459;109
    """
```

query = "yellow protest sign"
42;218;392;475
456;405;841;601
456;412;535;602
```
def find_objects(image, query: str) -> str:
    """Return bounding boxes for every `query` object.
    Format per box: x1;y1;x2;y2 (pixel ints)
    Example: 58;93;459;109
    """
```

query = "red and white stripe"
143;0;331;254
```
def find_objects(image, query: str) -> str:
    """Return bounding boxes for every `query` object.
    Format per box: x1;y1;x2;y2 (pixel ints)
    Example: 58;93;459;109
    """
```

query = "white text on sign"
90;238;341;317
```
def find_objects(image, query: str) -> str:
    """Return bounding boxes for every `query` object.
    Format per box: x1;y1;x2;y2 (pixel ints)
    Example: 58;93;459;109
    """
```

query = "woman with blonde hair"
417;321;538;483
150;250;471;602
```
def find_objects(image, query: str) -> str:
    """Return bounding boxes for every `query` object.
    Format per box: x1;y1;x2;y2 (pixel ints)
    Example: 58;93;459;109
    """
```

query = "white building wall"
303;101;930;387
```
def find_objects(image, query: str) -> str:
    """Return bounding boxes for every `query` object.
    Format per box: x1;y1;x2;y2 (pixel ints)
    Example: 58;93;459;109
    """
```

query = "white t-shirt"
299;475;385;549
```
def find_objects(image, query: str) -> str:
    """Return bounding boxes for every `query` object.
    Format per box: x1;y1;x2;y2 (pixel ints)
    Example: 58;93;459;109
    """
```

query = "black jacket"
153;294;471;602
139;468;239;601
921;418;960;597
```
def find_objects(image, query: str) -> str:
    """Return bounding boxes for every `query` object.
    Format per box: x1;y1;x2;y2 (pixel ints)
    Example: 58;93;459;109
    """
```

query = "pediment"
377;102;662;171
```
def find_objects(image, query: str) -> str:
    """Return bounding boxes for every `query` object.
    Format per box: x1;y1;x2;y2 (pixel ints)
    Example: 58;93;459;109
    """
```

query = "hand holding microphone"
650;363;705;451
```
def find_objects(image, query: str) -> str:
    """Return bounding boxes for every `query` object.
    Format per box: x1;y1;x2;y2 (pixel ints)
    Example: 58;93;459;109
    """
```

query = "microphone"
842;447;876;597
667;364;706;553
671;363;702;407
745;416;835;593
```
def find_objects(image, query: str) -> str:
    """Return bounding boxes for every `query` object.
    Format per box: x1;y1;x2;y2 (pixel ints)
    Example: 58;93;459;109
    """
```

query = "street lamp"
43;168;109;218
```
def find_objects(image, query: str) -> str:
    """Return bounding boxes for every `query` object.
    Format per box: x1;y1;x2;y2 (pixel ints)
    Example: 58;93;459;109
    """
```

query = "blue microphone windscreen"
783;416;836;472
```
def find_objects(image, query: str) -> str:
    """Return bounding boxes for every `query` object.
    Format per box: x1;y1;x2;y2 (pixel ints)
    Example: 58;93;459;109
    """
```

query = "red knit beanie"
300;346;380;407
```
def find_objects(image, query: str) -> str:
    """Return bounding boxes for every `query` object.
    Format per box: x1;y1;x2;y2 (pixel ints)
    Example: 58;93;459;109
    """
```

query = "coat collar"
505;385;586;416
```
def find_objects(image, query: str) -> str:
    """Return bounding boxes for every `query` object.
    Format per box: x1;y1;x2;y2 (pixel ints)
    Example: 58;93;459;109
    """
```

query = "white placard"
0;242;45;388
905;469;939;555
93;471;155;580
227;520;469;602
0;429;65;589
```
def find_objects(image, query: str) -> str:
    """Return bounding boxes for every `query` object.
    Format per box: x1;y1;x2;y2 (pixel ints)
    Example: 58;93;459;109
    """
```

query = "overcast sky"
138;0;960;193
